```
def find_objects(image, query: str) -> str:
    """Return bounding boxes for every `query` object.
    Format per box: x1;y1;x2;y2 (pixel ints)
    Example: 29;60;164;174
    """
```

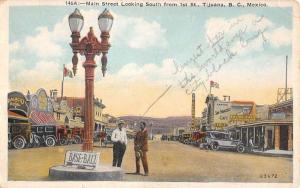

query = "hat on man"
118;120;125;126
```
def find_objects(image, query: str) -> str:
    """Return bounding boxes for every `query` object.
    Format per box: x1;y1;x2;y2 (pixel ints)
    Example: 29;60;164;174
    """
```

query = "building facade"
204;94;257;131
226;99;293;151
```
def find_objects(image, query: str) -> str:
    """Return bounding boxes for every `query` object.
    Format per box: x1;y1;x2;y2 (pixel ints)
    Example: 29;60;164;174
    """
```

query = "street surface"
8;140;292;182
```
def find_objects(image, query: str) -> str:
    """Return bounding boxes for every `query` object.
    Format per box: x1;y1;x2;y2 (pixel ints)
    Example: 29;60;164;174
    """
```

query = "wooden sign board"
64;151;100;169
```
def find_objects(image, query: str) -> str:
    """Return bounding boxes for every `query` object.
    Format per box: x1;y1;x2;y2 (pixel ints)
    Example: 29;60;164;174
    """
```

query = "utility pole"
285;55;288;101
191;93;196;129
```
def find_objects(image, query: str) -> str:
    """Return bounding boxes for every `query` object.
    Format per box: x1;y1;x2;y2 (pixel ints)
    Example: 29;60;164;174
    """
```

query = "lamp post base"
49;165;123;181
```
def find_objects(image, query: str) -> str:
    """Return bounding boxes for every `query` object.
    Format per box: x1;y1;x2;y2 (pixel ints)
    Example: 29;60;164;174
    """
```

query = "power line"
141;84;173;117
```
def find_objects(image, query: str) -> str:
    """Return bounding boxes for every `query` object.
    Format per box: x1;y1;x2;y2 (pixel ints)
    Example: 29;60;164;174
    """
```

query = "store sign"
8;92;28;115
64;151;100;169
229;114;256;122
214;123;226;129
38;91;47;111
32;88;54;114
214;101;231;125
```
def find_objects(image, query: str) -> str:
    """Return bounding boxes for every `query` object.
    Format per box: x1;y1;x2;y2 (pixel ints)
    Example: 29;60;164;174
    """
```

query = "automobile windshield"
211;132;229;139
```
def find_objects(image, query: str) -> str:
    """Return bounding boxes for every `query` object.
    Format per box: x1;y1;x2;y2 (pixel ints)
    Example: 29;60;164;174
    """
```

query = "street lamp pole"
68;8;113;152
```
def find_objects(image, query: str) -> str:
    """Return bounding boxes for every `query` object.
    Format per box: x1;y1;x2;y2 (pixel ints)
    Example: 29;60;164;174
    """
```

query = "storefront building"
55;96;108;132
204;94;257;130
8;91;29;124
27;88;56;126
226;99;293;151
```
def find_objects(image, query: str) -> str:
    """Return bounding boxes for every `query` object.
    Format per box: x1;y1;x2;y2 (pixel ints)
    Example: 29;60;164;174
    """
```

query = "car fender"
13;135;27;144
46;135;57;141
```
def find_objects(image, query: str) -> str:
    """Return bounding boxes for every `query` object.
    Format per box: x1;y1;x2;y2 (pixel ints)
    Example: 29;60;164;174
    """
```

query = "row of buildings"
198;90;293;151
8;88;129;141
172;88;293;151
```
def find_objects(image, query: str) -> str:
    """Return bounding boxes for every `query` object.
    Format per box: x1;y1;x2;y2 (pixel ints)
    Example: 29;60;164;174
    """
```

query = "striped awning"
8;110;28;121
30;111;56;125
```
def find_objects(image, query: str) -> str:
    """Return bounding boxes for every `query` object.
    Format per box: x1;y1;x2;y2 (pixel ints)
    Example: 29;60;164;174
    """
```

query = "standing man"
134;121;149;176
249;137;254;152
111;121;127;167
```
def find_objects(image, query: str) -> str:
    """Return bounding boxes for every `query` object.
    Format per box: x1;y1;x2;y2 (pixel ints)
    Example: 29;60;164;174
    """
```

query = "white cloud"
99;58;176;86
11;60;61;88
265;26;292;48
124;17;167;49
9;41;20;53
24;27;65;59
204;14;291;54
9;59;26;76
14;9;167;61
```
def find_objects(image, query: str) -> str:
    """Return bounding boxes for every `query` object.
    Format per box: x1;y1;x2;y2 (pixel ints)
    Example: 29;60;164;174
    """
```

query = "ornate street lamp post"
68;8;113;151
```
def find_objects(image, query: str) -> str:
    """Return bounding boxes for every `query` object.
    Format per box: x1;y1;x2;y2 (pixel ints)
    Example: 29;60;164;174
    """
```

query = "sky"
9;5;293;117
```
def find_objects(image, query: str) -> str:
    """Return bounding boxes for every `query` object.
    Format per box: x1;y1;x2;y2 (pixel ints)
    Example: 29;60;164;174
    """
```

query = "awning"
8;110;28;121
30;111;56;125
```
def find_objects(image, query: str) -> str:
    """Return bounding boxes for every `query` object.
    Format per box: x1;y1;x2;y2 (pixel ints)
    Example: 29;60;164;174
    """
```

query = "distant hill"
119;116;192;134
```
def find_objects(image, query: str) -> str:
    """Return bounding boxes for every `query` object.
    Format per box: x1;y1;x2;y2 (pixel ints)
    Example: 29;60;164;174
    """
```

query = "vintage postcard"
0;0;300;188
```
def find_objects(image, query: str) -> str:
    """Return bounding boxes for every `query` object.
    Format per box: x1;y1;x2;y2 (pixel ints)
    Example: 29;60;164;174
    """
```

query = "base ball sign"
64;151;100;169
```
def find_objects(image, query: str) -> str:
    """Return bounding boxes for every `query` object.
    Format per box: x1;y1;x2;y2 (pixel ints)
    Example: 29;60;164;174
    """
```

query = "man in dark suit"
134;121;149;176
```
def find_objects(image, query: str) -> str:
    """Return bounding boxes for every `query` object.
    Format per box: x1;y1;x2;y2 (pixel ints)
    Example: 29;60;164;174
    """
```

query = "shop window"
56;113;61;120
254;127;261;145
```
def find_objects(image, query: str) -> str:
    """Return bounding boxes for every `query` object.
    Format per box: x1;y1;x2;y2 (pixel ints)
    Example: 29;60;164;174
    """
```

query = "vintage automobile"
31;125;57;147
102;128;114;147
9;122;31;149
8;131;12;149
191;131;206;146
49;125;83;146
181;132;192;144
203;131;245;153
72;127;83;144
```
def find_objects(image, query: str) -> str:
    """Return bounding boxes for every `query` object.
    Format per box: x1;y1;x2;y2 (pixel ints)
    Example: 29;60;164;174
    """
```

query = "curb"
251;152;293;158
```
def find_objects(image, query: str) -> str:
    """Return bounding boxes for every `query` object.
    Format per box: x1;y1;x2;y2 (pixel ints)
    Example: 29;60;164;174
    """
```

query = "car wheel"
59;138;68;145
74;136;81;144
237;145;245;153
45;137;56;147
211;143;219;151
13;137;26;149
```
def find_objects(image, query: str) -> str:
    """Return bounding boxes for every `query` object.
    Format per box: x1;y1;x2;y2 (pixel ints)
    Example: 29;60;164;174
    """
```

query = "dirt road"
8;140;292;182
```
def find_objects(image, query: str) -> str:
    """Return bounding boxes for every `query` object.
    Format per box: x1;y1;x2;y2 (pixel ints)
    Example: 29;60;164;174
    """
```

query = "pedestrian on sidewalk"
134;121;149;176
112;121;127;167
249;137;254;152
260;134;265;151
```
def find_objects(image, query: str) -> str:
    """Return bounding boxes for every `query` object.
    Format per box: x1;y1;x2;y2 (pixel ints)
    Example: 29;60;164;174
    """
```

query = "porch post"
274;126;280;150
288;125;293;151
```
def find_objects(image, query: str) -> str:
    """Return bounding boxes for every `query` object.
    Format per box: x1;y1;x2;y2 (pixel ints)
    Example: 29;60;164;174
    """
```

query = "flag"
210;80;219;88
64;67;73;78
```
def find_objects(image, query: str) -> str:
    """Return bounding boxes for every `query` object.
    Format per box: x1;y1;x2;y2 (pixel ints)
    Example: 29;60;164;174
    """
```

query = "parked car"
8;131;12;149
31;125;57;147
102;128;114;147
203;131;245;153
9;122;31;149
71;127;84;144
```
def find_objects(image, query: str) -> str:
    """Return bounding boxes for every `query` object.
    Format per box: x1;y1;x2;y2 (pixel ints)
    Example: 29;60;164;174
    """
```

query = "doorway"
280;126;288;150
267;130;273;149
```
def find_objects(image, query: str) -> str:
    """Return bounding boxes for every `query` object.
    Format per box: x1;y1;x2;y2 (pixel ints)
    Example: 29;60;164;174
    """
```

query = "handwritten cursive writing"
173;15;270;95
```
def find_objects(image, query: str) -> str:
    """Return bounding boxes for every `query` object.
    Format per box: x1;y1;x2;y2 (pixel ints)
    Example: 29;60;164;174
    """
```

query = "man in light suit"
111;121;127;167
